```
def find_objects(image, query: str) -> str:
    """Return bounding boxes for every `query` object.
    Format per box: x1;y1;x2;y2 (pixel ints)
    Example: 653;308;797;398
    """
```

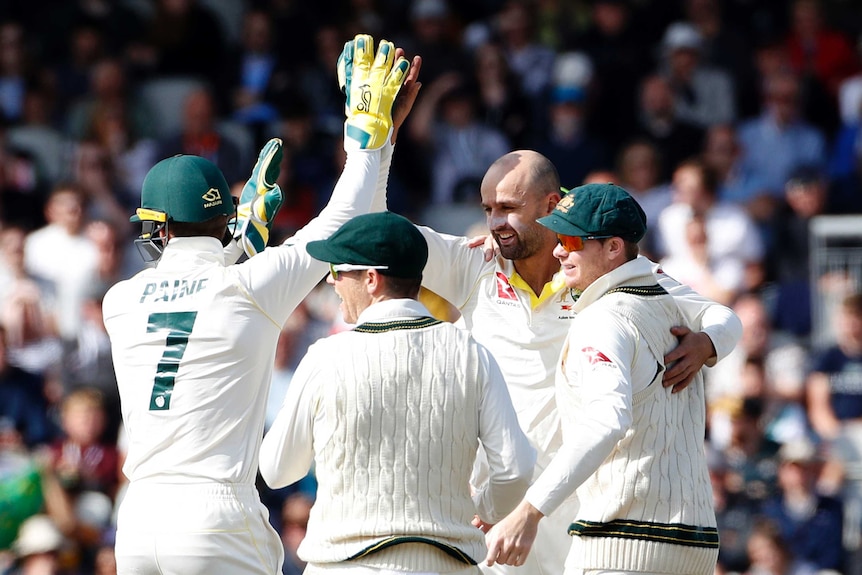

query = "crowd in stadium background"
1;0;862;573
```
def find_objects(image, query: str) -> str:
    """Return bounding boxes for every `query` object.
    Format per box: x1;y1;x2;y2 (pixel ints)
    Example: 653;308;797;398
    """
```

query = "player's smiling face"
481;176;555;262
552;237;613;292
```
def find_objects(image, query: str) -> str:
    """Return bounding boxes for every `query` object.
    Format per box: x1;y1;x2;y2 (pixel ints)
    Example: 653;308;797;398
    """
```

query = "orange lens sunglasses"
556;234;613;252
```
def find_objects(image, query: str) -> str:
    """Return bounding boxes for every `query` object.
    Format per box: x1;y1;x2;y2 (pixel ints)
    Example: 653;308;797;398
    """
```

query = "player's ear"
365;269;381;294
546;192;561;215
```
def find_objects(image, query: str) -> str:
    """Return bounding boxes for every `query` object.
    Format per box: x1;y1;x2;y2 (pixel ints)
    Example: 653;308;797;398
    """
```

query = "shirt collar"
158;236;226;267
355;298;434;325
573;256;656;312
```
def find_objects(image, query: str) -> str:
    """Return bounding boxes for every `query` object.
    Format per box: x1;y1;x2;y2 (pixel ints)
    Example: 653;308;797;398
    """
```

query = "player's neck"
513;252;560;296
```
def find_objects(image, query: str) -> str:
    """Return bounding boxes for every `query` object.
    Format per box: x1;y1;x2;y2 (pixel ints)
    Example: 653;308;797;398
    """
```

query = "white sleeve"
258;344;322;488
474;344;536;523
417;226;493;308
370;140;394;213
525;315;635;516
652;257;742;363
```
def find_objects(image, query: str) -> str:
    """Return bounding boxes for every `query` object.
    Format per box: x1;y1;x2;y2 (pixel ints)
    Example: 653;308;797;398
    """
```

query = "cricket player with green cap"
260;212;535;574
485;183;720;575
103;34;419;575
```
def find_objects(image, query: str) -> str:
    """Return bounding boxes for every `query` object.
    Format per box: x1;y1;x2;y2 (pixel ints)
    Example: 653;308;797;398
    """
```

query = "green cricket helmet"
132;155;235;262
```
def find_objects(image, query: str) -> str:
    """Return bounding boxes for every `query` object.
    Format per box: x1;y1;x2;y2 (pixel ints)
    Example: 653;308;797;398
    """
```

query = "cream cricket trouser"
115;481;283;575
303;565;481;574
479;496;577;575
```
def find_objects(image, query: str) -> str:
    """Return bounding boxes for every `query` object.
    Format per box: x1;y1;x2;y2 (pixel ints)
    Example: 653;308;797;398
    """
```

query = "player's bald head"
483;151;560;201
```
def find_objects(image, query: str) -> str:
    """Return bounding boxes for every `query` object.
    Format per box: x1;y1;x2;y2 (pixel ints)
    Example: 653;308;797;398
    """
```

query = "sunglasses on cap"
556;234;613;252
328;263;389;280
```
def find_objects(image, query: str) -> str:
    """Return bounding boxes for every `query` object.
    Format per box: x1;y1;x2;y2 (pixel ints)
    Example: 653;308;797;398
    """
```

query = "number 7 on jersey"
147;311;198;411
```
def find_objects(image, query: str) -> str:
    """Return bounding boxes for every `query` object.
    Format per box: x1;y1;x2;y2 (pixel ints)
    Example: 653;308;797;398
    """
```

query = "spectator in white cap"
10;514;67;574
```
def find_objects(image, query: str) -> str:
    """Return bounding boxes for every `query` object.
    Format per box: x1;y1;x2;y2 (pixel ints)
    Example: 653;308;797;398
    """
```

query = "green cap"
537;183;647;242
131;155;234;223
306;212;428;278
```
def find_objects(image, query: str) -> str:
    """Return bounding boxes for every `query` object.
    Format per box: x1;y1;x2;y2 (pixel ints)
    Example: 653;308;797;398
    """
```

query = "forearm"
287;148;381;245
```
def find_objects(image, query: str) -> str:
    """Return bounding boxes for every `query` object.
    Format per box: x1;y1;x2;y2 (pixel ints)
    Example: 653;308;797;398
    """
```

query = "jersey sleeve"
652;257;742;363
258;341;325;488
417;226;493;309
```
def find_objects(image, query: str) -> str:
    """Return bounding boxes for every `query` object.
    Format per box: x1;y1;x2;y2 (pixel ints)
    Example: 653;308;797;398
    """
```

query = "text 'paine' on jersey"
139;278;210;303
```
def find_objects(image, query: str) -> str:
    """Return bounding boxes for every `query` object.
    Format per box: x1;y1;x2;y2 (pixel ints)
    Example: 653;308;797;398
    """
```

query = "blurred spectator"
660;213;739;306
765;166;831;338
0;22;34;125
807;292;862;442
574;0;650;152
634;73;705;181
495;0;556;109
46;388;120;570
785;0;858;99
0;324;56;449
70;140;138;230
393;0;464;87
724;398;783;508
531;75;609;190
707;293;808;450
280;493;313;575
289;24;347;140
827;91;862;213
737;70;827;197
683;0;753;98
472;40;532;149
703;123;774;220
23;184;99;341
408;73;509;204
60;280;119;443
6;514;69;575
761;438;846;572
614;138;671;256
38;0;144;71
130;0;229;102
743;517;819;575
156;86;245;186
47;20;105;123
710;445;761;573
226;9;281;131
656;158;764;298
66;58;155;146
271;91;339;227
659;21;736;129
0;120;45;230
0;280;63;383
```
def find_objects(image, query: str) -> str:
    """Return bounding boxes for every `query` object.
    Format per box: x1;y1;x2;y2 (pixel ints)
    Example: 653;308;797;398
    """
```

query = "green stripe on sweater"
569;519;720;548
346;536;477;564
353;317;442;333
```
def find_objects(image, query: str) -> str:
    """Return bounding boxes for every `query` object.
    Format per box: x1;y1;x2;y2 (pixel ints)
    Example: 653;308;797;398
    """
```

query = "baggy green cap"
306;212;428;278
131;155;234;223
537;182;647;242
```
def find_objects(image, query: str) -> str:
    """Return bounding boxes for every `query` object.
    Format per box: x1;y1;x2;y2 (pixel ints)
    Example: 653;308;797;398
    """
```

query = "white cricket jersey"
418;228;742;472
103;148;383;486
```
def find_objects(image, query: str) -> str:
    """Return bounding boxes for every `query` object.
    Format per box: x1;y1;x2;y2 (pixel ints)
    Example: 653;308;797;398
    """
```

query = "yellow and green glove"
232;138;284;257
337;34;409;151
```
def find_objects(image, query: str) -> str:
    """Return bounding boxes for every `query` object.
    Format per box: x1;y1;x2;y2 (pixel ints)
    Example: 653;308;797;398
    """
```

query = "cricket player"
259;211;536;574
485;183;720;575
103;35;416;574
386;151;741;574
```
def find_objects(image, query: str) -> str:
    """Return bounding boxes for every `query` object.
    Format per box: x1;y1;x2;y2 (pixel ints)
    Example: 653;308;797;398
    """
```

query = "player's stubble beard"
494;225;544;261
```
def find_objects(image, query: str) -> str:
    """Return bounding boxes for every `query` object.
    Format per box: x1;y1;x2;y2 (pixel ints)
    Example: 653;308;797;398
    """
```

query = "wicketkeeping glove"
337;34;409;151
232;138;284;257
